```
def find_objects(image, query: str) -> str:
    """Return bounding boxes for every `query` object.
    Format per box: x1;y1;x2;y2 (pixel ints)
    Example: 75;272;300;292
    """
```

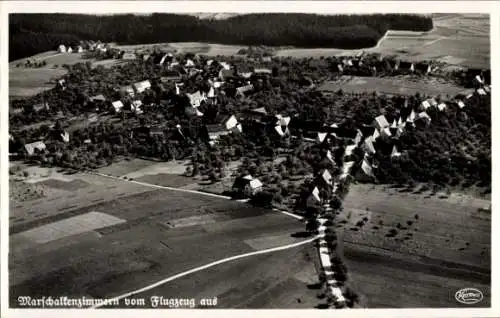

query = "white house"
77;46;84;53
223;115;239;131
320;169;333;186
380;127;392;140
133;80;151;94
437;103;447;111
354;129;363;145
90;94;106;103
25;141;46;156
67;47;73;54
455;100;466;109
421;100;431;110
391;145;402;158
60;131;70;143
254;68;272;75
325;150;335;164
112;100;124;113
415;111;432;126
58;44;66;53
275;114;291;127
373;115;390;131
187;91;207;107
317;132;328;143
185;59;196;67
232;175;263;197
362;137;376;155
372;128;380;141
307;186;322;206
344;144;357;158
220;61;231;70
131;100;143;114
122;52;137;60
121;86;135;97
274;125;289;137
477;88;487;96
475;74;484;85
358;159;374;179
235;84;254;98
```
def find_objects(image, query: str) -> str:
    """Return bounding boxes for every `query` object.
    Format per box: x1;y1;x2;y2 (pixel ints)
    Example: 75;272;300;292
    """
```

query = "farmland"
336;184;490;307
9;164;313;308
319;76;468;97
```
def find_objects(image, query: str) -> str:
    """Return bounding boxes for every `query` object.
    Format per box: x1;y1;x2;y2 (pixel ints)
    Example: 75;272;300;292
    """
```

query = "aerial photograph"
8;11;491;309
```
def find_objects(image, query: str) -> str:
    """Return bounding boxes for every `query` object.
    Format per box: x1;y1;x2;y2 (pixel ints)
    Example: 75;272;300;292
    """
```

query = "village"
9;36;491;308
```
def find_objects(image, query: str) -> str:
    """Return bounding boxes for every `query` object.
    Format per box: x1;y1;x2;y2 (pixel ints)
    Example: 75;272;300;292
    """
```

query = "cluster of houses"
57;41;110;54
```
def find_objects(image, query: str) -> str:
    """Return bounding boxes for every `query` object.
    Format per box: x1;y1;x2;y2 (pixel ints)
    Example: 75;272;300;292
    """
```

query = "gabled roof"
249;178;263;189
362;137;376;154
253;68;272;74
421;100;431;109
325;150;334;163
310;186;321;203
437;103;447;111
250;107;268;116
320;169;333;185
187;91;206;107
25;141;46;155
275;125;288;137
317;132;328;143
112;100;124;111
477;88;487;96
133;80;151;92
360;159;374;177
236;84;254;96
373;115;390;129
275;114;291;127
372;129;380;140
344;144;357;157
391;145;401;157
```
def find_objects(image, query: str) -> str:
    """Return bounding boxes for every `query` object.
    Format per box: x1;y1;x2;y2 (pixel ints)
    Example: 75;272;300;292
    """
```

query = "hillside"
10;13;433;61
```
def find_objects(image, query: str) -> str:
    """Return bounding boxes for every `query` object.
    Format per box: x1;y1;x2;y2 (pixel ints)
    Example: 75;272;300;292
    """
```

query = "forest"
10;13;433;61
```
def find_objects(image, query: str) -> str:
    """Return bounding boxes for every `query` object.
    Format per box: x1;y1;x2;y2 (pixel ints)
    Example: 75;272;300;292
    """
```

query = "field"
9;162;313;308
319;76;467;97
337;184;491;307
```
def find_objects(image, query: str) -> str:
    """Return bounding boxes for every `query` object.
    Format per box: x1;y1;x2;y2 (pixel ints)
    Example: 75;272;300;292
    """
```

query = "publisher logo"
455;288;483;305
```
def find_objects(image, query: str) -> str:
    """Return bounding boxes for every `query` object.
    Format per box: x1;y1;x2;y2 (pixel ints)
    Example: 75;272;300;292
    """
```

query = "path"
90;235;319;309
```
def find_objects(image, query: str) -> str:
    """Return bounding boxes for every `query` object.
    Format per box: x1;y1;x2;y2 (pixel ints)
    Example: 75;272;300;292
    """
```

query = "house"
218;69;235;81
340;161;355;180
407;110;417;123
318;169;333;187
160;73;182;83
159;53;174;65
58;44;66;53
429;98;438;107
325;150;335;164
415;111;432;127
421;100;431;110
372;128;380;141
372;115;390;131
121;86;135;97
206;124;231;143
122;52;137;60
25;141;46;156
185;59;196;67
207;86;216;99
222;114;239;131
232;175;263;197
57;79;66;89
133;80;151;94
261;56;272;63
391;145;402;158
219;62;231;70
253;68;272;75
362;137;376;155
354;129;363;145
112;101;124;113
337;64;344;73
356;159;374;181
90;94;106;103
437;103;447;111
67;47;73;54
380;127;392;140
175;83;184;95
246;107;268;122
185;105;204;117
275;114;291;127
60;131;70;143
213;81;225;89
77;46;84;53
235;84;254;98
317;132;328;144
33;102;50;112
274;125;289;137
344;144;357;158
475;74;485;85
187;91;207;107
131;100;143;114
477;88;487;96
307;186;322;207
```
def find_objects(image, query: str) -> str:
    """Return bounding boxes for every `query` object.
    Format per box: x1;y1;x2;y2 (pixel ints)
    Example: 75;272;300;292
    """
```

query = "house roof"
360;159;374;177
133;80;151;91
250;107;268;116
317;132;328;143
253;68;272;74
391;145;401;157
321;169;333;185
344;144;357;157
90;94;106;102
373;115;390;129
206;124;227;133
249;178;263;189
275;114;291;127
421;100;431;109
275;125;288;137
310;186;321;202
437;103;447;111
236;84;254;96
362;137;376;154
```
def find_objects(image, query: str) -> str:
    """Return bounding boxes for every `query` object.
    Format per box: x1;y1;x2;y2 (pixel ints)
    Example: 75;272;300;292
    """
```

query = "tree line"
10;13;433;61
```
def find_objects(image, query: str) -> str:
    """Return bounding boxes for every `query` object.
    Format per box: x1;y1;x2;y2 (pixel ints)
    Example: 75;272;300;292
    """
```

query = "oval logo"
455;288;483;305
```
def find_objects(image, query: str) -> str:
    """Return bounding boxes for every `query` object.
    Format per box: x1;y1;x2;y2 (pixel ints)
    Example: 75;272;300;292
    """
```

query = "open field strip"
90;171;304;220
90;235;319;309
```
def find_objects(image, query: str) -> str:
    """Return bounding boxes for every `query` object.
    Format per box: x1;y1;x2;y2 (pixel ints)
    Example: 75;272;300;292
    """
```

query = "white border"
1;2;498;318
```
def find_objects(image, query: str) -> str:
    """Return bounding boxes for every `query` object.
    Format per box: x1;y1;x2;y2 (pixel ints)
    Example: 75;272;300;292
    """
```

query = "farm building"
219;114;240;132
372;115;390;131
232;175;263;197
133;80;151;94
219;61;231;70
112;101;124;113
25;141;46;156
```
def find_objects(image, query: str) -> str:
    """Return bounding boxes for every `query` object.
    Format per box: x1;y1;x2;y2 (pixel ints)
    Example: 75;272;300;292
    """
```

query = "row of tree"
10;13;433;61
